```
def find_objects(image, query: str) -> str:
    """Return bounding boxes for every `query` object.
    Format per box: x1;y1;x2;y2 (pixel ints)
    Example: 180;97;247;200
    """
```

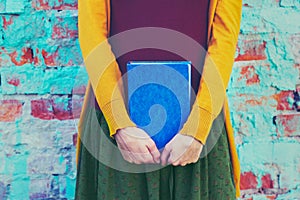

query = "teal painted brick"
0;151;5;175
65;175;76;199
0;66;87;95
229;62;298;93
280;0;300;7
289;34;300;64
262;8;300;34
71;67;88;95
241;8;275;34
29;177;52;199
0;0;25;14
27;155;67;175
5;0;24;14
51;15;78;39
44;66;83;94
243;0;280;8
230;111;277;141
0;30;4;46
0;65;49;94
241;7;300;34
39;43;83;67
0;0;5;12
9;176;30;200
50;66;88;95
238;142;299;177
279;163;300;189
2;14;47;46
55;43;82;66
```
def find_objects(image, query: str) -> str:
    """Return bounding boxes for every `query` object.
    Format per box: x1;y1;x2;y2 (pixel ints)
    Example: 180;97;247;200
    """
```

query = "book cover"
126;61;191;149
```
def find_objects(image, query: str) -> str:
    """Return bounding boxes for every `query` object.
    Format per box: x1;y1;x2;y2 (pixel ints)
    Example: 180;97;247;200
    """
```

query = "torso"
109;0;210;93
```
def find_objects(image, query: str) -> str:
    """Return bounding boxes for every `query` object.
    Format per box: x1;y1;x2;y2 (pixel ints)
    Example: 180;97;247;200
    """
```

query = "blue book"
126;61;191;149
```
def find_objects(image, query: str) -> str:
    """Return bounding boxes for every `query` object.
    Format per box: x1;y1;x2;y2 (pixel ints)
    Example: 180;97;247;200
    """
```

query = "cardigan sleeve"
78;0;136;137
178;0;242;144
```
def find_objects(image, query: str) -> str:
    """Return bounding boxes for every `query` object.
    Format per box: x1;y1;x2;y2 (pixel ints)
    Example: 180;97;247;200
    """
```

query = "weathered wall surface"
0;0;83;199
230;0;300;199
0;0;299;199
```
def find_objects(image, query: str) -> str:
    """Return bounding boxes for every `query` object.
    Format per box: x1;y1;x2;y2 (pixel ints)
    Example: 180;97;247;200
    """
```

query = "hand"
114;127;161;164
161;134;203;166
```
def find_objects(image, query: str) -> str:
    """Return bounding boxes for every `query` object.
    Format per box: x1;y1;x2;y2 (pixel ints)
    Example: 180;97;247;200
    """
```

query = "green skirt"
75;108;236;200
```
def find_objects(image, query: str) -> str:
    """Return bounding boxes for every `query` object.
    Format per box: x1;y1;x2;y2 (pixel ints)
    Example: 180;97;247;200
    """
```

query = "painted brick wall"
0;0;85;199
229;0;300;199
0;0;299;199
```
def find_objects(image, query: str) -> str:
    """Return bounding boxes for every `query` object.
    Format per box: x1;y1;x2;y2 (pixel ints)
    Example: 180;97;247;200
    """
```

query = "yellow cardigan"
77;0;242;198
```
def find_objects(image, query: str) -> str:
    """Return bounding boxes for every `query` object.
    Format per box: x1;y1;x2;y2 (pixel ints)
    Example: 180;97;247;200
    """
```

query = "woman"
76;0;242;199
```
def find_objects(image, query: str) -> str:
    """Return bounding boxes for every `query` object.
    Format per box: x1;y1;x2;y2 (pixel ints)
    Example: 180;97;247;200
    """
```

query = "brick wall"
0;0;84;199
0;0;299;199
229;0;300;199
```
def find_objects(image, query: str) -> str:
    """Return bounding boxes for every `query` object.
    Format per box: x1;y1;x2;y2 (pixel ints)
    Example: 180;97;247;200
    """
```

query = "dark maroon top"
109;0;210;94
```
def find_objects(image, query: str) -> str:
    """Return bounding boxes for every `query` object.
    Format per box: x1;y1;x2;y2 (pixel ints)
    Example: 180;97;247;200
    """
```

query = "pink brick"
275;113;300;137
0;100;23;122
235;39;267;61
31;99;55;120
72;85;86;95
31;97;82;120
0;47;35;66
2;16;14;29
261;174;274;189
240;172;258;190
71;98;84;119
31;99;73;120
272;91;294;111
239;65;260;85
52;16;78;39
6;77;20;87
32;0;77;10
41;49;58;67
10;47;34;66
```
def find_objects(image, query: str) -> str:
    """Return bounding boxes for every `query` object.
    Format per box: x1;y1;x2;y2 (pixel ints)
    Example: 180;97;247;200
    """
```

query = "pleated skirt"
75;107;236;200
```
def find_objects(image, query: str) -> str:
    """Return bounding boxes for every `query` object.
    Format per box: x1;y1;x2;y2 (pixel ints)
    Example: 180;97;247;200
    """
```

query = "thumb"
160;144;171;166
146;141;160;164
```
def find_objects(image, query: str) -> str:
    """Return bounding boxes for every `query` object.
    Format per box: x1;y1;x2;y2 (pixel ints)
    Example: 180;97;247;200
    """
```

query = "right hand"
114;127;161;164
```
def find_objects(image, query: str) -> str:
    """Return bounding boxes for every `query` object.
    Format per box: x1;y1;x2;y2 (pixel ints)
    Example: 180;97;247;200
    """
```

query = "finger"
180;162;188;166
161;145;171;166
172;150;199;166
168;149;181;165
168;151;181;165
172;156;188;166
172;160;180;166
133;149;156;164
130;151;142;164
142;152;156;164
131;149;155;164
146;141;161;164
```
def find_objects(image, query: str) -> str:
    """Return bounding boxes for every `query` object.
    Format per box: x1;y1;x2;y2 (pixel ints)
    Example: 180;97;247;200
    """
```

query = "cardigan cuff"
101;99;137;138
178;104;214;145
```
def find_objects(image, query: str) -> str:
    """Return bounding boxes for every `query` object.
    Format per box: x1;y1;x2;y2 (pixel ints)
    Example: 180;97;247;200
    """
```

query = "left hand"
161;134;203;166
